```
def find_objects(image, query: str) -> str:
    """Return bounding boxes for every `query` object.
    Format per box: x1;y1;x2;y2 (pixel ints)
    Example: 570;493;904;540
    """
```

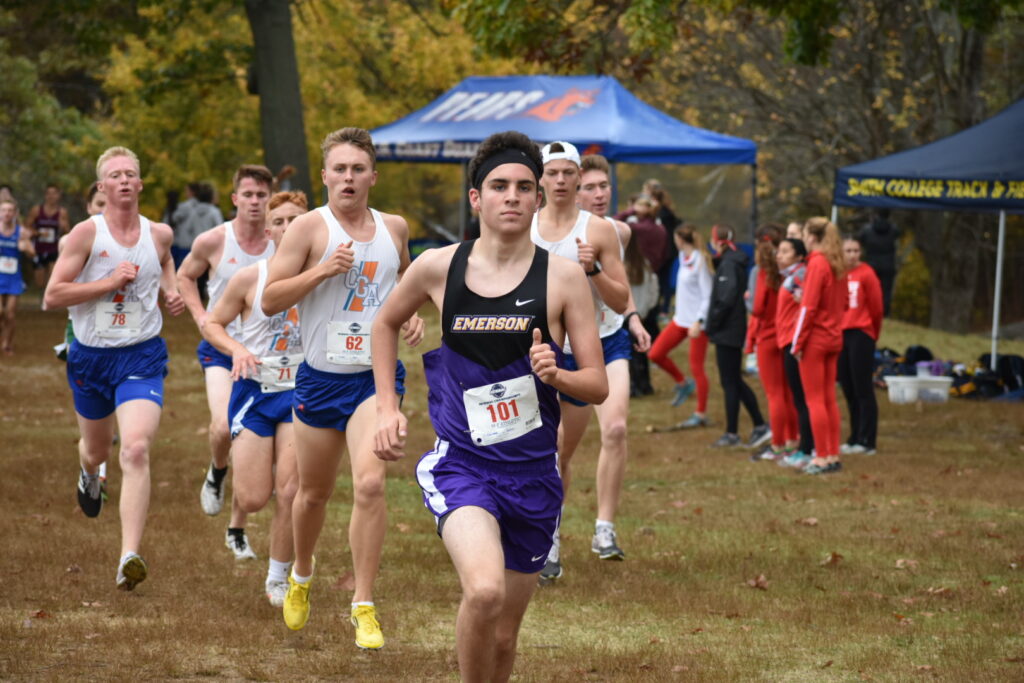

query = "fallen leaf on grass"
331;572;355;592
690;627;704;634
915;665;934;672
195;426;208;436
895;558;919;570
925;586;953;597
84;633;100;639
747;574;769;590
81;601;102;607
781;493;797;502
671;665;689;673
1004;656;1024;663
670;500;688;509
821;552;844;567
797;517;819;526
821;660;833;669
395;523;410;533
996;586;1009;596
985;532;1003;539
66;564;81;573
158;481;170;488
692;507;703;516
739;625;752;632
30;610;50;619
649;636;661;644
638;662;653;670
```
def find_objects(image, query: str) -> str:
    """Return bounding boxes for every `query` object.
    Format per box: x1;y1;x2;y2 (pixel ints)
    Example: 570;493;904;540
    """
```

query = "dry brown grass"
1;294;1023;681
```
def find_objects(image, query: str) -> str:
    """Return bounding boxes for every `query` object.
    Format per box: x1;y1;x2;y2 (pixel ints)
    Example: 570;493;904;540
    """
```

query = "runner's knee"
119;439;150;470
600;418;627;448
352;470;386;504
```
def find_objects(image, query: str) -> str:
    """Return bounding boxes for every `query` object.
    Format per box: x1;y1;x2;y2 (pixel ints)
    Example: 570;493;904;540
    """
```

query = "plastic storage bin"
885;376;953;404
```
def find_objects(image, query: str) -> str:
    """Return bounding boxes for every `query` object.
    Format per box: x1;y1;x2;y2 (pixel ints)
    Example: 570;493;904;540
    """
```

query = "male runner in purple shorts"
372;131;608;682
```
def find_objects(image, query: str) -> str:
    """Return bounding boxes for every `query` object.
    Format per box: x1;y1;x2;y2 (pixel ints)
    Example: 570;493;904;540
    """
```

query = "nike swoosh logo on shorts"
127;375;145;380
531;554;545;562
515;299;535;307
149;390;161;397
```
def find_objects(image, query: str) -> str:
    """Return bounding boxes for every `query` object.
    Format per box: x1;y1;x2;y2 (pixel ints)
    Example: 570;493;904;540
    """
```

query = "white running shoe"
266;580;288;607
591;526;626;560
225;530;257;560
116;552;148;591
200;463;225;516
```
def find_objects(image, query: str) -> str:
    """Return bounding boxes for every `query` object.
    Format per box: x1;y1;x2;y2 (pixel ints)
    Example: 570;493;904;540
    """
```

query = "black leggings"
714;344;764;435
837;329;878;449
782;344;815;454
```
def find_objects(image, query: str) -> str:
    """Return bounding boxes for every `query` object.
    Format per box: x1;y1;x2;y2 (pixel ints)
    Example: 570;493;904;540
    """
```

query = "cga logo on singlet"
343;261;381;312
268;307;301;353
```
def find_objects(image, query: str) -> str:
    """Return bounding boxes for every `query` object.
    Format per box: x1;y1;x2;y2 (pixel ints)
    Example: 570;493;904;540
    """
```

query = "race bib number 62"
325;320;371;365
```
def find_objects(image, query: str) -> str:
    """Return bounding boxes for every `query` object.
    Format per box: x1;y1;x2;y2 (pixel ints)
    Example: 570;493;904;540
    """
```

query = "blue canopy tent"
832;98;1024;368
371;74;758;236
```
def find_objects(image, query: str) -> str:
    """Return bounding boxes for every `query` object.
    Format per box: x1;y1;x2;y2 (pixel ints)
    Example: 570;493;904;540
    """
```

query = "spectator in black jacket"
858;209;901;316
705;224;769;449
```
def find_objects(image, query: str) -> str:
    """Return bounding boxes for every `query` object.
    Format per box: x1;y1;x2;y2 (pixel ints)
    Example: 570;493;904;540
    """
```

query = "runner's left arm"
153;223;184;316
389;213;425;347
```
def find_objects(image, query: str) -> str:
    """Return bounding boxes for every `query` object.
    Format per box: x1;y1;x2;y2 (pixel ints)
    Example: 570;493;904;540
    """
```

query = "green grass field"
1;296;1022;681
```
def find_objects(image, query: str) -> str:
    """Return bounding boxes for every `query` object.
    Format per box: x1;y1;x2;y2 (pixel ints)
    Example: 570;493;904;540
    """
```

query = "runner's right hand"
109;261;137;290
321;240;354;277
231;350;261;381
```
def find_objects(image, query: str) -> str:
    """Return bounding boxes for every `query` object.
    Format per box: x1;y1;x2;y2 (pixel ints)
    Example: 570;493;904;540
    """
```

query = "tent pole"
830;205;838;225
749;164;758;240
459;161;469;241
991;209;1007;371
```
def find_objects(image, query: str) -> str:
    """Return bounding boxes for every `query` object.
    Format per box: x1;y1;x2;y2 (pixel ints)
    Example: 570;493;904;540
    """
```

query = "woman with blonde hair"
790;217;847;474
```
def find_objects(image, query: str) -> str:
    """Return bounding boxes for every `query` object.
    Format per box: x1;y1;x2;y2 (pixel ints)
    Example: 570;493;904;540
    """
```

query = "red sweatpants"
797;344;841;458
648;320;709;413
756;342;798;447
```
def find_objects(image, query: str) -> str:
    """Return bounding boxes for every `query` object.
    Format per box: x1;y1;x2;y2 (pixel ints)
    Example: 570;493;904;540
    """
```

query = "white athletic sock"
595;519;614;533
351;601;374;609
291;568;312;585
267;558;290;586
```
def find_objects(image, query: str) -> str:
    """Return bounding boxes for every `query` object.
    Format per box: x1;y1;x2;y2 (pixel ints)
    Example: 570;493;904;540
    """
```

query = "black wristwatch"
586;262;602;277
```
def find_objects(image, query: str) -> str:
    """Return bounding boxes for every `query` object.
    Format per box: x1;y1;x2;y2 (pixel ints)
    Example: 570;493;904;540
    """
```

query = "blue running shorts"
228;379;294;439
196;338;232;371
416;439;563;574
67;337;168;420
292;360;405;432
558;327;631;407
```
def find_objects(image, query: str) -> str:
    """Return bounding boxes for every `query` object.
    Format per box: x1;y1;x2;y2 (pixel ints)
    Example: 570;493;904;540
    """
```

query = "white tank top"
237;260;304;392
593;219;626;338
300;206;400;373
532;209;621;346
206;221;275;336
70;214;163;348
237;260;303;357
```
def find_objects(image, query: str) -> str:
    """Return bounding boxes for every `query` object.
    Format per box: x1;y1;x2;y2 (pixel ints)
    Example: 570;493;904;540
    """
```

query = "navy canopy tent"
834;98;1024;214
372;74;756;165
832;98;1024;368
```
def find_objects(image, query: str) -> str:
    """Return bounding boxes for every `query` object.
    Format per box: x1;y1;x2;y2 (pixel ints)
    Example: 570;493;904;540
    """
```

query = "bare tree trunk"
916;213;981;333
244;0;312;199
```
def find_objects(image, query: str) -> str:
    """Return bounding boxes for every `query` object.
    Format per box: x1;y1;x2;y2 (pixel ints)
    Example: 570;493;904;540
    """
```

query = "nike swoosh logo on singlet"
515;299;535;307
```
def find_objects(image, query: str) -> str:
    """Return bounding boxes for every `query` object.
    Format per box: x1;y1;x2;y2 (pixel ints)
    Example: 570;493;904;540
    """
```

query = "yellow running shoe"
283;576;311;631
351;604;384;649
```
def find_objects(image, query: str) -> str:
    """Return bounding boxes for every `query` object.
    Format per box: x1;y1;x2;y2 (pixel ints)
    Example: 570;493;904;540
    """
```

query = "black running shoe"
77;470;104;518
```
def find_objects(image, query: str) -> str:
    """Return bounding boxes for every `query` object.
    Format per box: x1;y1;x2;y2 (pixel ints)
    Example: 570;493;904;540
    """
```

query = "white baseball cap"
540;141;581;166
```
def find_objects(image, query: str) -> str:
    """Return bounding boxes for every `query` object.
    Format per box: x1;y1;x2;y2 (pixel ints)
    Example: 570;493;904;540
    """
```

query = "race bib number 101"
462;374;542;447
325;320;371;365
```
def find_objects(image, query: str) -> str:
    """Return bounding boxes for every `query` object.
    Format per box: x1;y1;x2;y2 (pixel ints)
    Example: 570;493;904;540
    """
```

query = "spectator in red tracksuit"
775;238;815;467
745;224;799;462
791;217;848;475
838;236;883;455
